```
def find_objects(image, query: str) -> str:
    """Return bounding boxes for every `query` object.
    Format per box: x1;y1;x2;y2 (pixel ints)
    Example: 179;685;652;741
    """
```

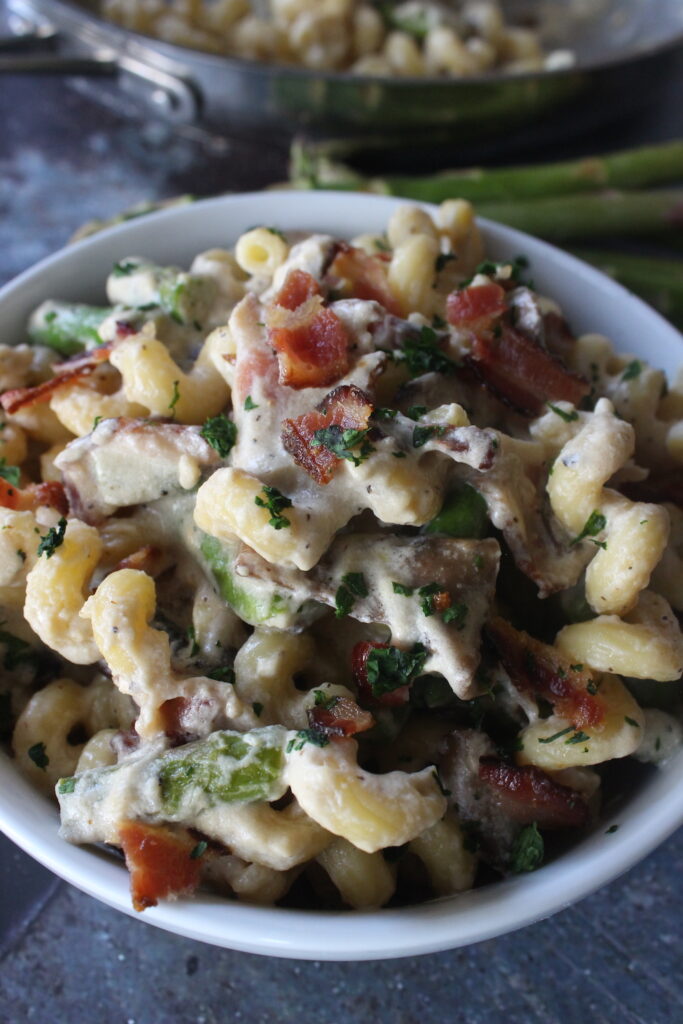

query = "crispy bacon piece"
542;311;577;364
446;282;507;333
352;640;411;707
0;478;69;515
1;345;112;414
308;695;374;737
620;469;683;508
465;325;588;417
281;383;374;484
268;270;349;389
486;617;605;729
478;758;588;828
118;821;202;911
327;243;402;316
275;267;321;310
113;545;166;577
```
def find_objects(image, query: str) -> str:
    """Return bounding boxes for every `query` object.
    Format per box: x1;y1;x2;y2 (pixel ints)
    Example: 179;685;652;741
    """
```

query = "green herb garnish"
58;776;76;794
392;582;414;597
365;643;427;698
335;572;368;618
413;424;445;448
621;360;642;381
190;840;208;859
570;510;607;547
547;403;579;423
311;426;375;467
0;459;20;487
398;325;457;377
510;823;544;873
27;741;49;771
200;414;237;457
538;726;574;744
406;405;427;421
168;380;180;414
254;485;292;530
244;395;259;410
38;517;67;558
286;729;330;752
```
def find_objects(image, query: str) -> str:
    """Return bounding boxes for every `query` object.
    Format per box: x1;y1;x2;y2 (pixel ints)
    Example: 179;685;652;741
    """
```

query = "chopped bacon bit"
113;545;165;577
0;478;69;515
1;345;112;414
327;243;402;316
114;320;137;338
486;617;605;729
268;271;350;389
465;325;589;417
158;696;195;745
447;282;507;333
620;469;683;508
478;758;588;828
431;590;452;614
308;695;374;737
119;821;202;911
281;383;374;484
352;640;410;707
275;268;321;310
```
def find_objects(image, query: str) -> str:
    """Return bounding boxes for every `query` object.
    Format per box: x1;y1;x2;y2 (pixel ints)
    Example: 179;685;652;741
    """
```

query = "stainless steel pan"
2;0;683;151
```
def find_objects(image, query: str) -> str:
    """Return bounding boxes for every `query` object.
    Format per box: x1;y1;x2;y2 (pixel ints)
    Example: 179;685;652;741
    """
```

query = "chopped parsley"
252;702;264;717
58;776;76;794
16;549;26;563
365;643;427;698
471;255;530;285
413;424;445;448
38;517;67;558
27;741;49;771
0;626;37;671
265;226;287;241
624;716;640;728
565;730;590;745
392;582;414;597
186;625;199;658
207;665;235;684
442;602;468;629
334;572;368;618
244;395;259;410
374;237;391;253
0;459;20;487
418;582;443;617
311;425;375;467
286;729;330;752
92;415;102;430
435;252;456;273
373;407;397;420
190;840;208;859
547;403;578;423
570;510;607;548
313;690;339;710
406;405;427;421
510;823;544;873
398;325;457;377
111;259;139;277
621;360;642;381
254;485;292;530
200;414;237;457
168;380;181;414
538;726;574;744
605;824;619;834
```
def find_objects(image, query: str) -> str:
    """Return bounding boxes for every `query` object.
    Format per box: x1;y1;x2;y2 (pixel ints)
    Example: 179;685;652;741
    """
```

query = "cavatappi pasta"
99;0;574;77
3;201;682;913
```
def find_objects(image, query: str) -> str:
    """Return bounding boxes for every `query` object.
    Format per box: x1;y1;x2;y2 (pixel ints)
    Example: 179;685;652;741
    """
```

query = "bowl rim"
1;189;682;960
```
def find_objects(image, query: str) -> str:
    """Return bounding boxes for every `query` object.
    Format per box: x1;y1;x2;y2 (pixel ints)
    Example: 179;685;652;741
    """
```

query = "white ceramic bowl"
1;191;682;960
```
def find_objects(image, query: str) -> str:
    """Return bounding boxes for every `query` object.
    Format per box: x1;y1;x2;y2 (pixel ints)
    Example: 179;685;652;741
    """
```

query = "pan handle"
0;28;200;120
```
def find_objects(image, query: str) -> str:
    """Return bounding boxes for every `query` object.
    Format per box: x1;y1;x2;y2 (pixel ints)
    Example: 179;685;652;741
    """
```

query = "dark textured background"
1;19;683;1023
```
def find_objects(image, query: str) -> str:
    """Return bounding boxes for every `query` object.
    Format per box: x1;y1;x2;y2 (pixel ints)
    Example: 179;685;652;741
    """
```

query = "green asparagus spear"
107;258;216;327
290;139;683;203
57;727;290;840
28;300;112;355
475;190;683;241
570;249;683;329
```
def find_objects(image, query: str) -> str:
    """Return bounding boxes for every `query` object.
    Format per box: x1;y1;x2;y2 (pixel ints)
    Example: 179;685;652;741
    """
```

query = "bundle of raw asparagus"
289;139;683;329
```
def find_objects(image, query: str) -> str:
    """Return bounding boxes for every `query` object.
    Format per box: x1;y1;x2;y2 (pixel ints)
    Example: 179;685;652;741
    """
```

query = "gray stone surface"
1;17;683;1021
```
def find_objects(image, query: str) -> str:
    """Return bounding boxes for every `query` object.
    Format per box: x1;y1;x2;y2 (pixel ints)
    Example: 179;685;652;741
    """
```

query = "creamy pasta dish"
2;200;682;913
100;0;573;77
